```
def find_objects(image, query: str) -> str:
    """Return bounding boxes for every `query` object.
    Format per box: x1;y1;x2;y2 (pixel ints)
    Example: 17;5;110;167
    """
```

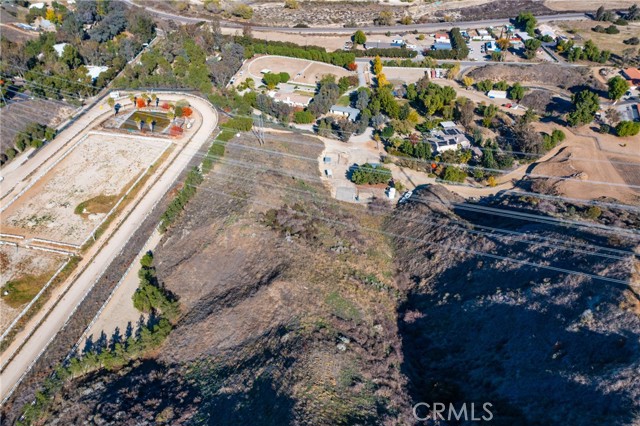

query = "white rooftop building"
53;43;68;57
29;2;45;8
85;65;109;81
487;90;508;99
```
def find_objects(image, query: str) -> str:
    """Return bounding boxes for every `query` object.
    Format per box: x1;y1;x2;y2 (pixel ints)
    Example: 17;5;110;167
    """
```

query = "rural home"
428;123;471;153
435;33;450;43
622;68;640;87
329;105;360;121
271;92;312;108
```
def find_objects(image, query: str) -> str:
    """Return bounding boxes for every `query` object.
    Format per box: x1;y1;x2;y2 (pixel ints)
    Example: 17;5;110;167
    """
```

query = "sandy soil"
1;133;170;245
544;0;639;11
235;55;354;87
0;246;66;332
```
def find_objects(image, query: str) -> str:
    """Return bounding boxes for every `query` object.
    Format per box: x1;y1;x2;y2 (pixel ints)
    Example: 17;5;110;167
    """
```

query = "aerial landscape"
0;0;639;424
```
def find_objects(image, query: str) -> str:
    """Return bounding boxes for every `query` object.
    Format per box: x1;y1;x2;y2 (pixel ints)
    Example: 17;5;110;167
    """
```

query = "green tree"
353;30;367;45
351;163;392;185
232;4;253;19
516;12;537;35
442;166;467;183
607;75;630;101
567;89;600;126
616;121;640;137
509;83;527;101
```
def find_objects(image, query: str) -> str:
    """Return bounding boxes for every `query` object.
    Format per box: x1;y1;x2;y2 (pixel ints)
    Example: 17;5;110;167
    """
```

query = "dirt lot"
551;19;640;56
0;246;67;332
467;63;606;91
235;55;354;87
1;133;170;246
544;0;640;11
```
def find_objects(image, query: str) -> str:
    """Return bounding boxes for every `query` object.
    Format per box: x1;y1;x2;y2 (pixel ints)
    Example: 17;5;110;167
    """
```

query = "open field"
0;246;66;332
544;0;640;11
1;133;170;246
235;55;354;87
551;19;640;56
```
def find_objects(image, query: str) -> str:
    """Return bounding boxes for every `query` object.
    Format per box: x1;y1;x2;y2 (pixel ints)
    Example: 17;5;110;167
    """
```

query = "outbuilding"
487;90;508;99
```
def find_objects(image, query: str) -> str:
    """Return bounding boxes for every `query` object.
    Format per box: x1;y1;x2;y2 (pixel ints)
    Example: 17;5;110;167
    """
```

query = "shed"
432;42;452;51
487;90;508;99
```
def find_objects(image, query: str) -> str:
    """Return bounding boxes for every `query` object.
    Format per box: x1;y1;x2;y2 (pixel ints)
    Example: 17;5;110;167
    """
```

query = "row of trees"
424;28;469;60
235;37;356;68
556;39;611;64
1;122;56;165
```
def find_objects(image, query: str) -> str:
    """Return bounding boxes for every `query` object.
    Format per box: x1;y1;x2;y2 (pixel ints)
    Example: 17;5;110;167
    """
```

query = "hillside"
21;133;640;425
389;185;640;425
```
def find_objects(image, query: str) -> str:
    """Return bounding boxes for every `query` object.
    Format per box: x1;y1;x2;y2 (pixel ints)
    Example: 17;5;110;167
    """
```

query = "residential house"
622;68;640;87
435;33;450;43
536;24;556;39
272;92;312;108
329;105;360;121
428;123;471;153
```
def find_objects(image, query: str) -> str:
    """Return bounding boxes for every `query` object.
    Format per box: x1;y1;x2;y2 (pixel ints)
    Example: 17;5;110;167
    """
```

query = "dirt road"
0;94;218;404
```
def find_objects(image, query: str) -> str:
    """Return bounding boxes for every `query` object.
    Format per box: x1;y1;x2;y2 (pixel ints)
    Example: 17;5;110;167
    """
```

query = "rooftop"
330;105;360;121
623;68;640;80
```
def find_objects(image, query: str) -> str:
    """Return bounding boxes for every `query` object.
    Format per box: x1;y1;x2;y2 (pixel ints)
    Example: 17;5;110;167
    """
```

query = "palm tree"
133;115;142;131
167;110;175;123
107;97;115;108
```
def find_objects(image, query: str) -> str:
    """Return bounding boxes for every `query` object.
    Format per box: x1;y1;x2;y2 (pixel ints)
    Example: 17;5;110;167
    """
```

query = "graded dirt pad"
0;246;66;332
467;63;606;91
1;133;170;246
239;55;354;87
527;128;640;204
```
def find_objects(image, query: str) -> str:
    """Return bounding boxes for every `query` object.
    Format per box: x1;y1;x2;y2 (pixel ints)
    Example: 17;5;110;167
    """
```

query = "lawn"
120;111;172;132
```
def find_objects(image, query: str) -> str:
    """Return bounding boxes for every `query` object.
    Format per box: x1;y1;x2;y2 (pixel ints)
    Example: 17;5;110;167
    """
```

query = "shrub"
182;106;193;117
351;163;392;185
294;110;315;124
169;125;184;136
225;116;253;131
585;206;602;219
136;98;146;108
232;4;253;19
442;165;467;183
616;121;640;137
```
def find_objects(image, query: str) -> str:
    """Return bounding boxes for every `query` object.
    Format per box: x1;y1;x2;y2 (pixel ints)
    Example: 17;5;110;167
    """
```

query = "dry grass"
555;20;640;56
74;194;120;216
1;270;57;308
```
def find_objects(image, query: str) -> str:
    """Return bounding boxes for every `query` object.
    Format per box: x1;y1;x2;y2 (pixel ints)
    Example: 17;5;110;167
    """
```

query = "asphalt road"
0;94;218;404
121;0;588;34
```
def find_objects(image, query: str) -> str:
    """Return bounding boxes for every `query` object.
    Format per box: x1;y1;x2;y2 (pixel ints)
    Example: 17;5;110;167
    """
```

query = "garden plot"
1;132;170;246
0;246;67;333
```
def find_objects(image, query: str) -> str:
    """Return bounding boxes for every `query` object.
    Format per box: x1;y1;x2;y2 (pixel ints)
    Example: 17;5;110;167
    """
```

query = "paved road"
0;94;218;404
121;0;588;34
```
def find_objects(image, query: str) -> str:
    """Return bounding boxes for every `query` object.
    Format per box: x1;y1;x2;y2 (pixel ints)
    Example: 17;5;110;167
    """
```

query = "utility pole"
253;113;265;145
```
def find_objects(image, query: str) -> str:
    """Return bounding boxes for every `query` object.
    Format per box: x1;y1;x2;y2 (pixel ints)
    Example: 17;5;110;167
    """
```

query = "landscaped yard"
120;111;172;133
